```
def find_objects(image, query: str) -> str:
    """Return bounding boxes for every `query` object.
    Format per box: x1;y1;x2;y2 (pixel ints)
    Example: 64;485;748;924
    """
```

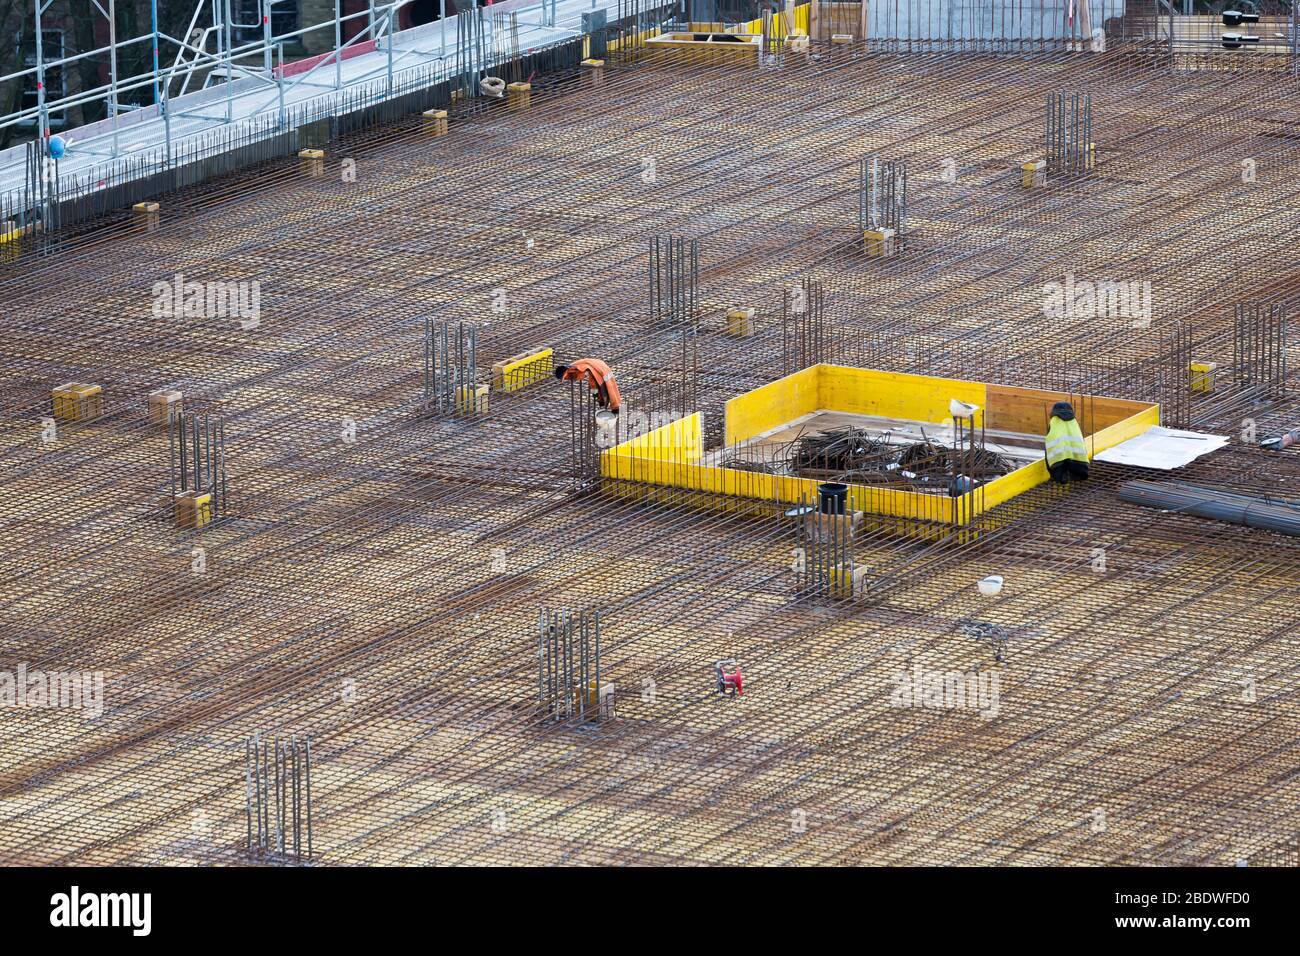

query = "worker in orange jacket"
554;358;621;412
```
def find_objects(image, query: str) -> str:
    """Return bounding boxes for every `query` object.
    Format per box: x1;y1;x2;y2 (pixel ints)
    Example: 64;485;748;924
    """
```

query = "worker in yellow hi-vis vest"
1045;400;1089;484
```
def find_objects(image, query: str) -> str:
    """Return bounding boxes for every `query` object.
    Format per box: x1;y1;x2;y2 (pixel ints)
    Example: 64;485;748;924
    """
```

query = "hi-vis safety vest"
1045;416;1089;467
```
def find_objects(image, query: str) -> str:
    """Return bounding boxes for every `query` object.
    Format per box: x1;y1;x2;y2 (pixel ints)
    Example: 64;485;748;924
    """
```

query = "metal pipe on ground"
1118;481;1300;537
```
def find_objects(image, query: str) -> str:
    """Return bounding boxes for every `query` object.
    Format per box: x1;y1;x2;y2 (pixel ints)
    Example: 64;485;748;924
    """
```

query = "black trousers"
1049;460;1090;484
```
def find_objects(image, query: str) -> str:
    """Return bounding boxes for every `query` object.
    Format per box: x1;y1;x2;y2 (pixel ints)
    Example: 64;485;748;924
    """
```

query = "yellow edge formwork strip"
1088;403;1162;458
741;1;810;36
608;25;663;53
493;347;553;393
611;411;705;461
608;366;1162;525
606;412;956;522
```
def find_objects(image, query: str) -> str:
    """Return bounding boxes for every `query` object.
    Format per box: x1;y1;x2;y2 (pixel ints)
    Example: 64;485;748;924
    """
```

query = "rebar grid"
0;40;1298;868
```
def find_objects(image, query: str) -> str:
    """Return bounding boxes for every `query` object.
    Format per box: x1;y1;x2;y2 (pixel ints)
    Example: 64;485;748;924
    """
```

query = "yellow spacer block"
1022;160;1046;188
581;58;606;87
133;201;160;232
422;109;449;137
148;388;183;425
571;680;613;717
456;383;489;414
863;228;896;258
726;307;755;338
175;490;212;529
298;149;325;177
492;347;553;392
506;82;531;110
52;382;103;421
1189;361;1218;393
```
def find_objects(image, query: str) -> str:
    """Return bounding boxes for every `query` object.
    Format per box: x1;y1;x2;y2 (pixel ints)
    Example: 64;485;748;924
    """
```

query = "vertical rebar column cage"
650;236;699;330
168;410;228;523
949;411;989;527
794;491;857;600
569;380;604;487
537;609;610;722
1046;92;1094;176
1159;320;1194;429
859;156;907;233
245;733;313;863
1234;302;1289;398
782;278;833;374
423;318;481;417
650;235;700;411
456;4;490;100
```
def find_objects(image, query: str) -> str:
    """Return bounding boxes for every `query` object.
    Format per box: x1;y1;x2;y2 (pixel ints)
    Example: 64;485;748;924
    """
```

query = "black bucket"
818;482;848;515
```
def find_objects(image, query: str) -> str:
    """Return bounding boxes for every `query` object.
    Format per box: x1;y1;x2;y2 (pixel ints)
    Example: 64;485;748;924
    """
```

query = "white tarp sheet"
1094;426;1230;470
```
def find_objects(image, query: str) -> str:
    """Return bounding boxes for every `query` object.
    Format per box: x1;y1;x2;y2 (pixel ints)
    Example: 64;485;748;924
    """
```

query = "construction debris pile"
724;426;1014;493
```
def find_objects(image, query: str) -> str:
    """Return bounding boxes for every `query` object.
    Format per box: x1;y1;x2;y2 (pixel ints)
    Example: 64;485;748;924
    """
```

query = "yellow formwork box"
726;307;755;337
606;364;1161;528
148;388;183;426
506;82;531;110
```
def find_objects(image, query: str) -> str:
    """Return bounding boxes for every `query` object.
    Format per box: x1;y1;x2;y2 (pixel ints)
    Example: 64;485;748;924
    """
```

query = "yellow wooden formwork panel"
741;2;810;36
817;366;987;425
977;462;1048;512
724;365;819;445
607;412;703;464
0;223;28;245
608;26;662;53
